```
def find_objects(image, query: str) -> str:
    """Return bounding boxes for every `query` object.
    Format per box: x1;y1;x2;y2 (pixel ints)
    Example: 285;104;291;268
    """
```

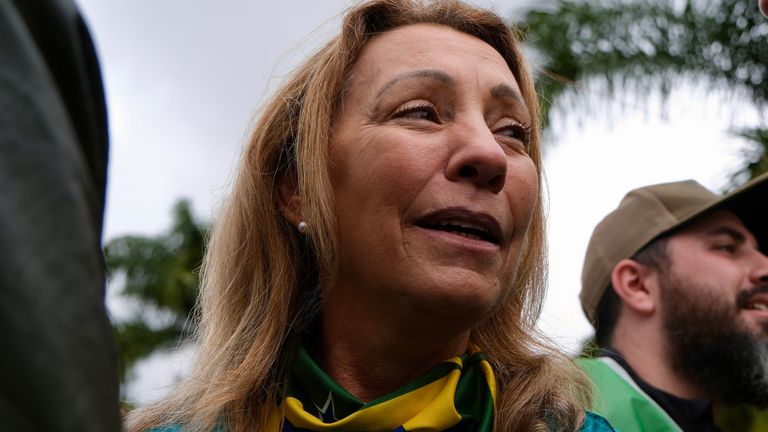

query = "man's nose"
751;249;768;286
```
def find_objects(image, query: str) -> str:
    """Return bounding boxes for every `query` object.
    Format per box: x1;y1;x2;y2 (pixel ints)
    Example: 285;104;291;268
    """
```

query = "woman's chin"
411;272;508;323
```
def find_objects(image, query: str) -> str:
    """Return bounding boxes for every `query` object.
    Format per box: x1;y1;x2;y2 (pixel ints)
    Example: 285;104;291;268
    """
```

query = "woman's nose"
445;121;507;194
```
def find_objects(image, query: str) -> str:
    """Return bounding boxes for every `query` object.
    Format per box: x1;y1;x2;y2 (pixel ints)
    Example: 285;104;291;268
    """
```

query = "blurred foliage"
519;0;768;183
105;200;206;382
730;127;768;184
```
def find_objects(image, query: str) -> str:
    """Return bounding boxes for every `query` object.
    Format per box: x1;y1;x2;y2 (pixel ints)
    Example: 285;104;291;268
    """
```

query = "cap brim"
673;172;768;251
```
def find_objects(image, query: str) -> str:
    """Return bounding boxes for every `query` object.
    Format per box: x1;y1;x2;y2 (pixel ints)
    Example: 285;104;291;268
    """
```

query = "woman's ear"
610;259;656;316
278;175;303;228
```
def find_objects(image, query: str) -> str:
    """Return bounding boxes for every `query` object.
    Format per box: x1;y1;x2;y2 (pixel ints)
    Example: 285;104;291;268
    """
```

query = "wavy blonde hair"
126;1;590;431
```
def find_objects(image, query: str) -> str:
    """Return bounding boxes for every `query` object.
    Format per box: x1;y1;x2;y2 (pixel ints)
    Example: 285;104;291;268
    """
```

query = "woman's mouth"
414;207;502;245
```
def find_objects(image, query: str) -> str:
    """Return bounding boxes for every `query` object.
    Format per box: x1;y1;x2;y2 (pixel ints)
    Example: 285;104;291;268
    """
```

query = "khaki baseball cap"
580;172;768;326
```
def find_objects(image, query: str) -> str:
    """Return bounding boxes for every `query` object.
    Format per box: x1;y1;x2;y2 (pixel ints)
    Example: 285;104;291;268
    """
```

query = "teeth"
453;231;483;241
435;220;489;233
749;303;768;311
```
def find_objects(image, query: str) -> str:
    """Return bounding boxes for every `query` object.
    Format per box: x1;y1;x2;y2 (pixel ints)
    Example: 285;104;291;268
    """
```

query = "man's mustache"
736;285;768;310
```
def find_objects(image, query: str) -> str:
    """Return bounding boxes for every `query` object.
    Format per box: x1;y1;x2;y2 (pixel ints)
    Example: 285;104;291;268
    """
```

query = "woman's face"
328;24;538;326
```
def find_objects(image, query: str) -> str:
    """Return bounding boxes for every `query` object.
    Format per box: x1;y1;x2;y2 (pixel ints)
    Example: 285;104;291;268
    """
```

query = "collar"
599;348;722;432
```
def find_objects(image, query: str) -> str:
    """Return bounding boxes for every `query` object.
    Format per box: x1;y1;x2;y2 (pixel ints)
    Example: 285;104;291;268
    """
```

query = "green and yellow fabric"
150;348;616;431
281;345;615;432
281;344;495;431
578;357;683;432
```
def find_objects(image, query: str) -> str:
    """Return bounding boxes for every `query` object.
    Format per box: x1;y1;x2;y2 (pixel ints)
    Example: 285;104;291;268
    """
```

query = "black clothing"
0;0;120;430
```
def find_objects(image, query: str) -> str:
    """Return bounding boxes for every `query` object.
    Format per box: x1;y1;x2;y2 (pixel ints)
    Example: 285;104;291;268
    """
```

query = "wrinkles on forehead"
336;23;525;116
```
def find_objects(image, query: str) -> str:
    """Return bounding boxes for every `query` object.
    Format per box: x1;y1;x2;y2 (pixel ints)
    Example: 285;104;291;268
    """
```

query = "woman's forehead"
349;23;515;89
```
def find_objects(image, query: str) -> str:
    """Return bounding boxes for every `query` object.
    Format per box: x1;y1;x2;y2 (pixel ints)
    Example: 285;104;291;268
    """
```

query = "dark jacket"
0;0;120;430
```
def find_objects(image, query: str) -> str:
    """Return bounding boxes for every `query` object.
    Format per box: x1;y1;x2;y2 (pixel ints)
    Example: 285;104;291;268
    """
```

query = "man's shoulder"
577;356;638;395
577;356;683;432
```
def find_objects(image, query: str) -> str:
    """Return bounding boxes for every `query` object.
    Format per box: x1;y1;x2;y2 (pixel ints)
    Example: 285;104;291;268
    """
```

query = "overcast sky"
74;0;762;404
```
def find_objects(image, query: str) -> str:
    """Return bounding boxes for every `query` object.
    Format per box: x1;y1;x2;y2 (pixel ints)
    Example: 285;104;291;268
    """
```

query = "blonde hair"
126;1;590;431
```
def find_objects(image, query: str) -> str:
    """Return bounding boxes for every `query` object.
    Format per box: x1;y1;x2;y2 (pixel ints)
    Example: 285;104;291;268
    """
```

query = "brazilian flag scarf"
280;344;496;431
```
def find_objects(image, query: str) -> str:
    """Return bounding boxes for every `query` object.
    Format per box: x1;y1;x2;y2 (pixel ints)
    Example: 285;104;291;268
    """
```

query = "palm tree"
105;200;206;383
519;0;767;184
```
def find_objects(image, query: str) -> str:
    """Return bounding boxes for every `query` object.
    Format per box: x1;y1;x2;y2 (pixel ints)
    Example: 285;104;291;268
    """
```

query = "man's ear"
610;259;656;316
278;174;303;228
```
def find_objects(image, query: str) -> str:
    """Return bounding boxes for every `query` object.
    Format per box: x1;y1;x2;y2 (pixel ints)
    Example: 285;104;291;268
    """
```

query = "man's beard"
661;271;768;407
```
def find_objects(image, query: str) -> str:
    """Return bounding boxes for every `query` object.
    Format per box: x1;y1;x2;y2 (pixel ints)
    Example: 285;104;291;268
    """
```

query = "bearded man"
578;173;768;432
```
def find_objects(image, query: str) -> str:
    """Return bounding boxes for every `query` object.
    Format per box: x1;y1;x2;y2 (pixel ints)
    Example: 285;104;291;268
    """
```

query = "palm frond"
519;0;767;129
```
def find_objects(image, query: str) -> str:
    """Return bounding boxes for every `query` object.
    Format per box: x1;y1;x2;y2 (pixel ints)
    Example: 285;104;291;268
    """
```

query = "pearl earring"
297;221;308;233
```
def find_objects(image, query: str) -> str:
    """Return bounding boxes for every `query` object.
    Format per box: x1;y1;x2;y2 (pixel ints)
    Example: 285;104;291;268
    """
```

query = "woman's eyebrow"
375;69;454;98
490;83;526;106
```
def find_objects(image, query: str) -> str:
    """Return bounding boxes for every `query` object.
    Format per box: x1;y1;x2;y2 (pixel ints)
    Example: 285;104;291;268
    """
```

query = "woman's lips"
414;207;503;246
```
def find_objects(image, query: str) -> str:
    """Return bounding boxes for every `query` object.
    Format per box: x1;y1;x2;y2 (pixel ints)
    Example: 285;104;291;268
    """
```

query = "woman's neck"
316;302;471;402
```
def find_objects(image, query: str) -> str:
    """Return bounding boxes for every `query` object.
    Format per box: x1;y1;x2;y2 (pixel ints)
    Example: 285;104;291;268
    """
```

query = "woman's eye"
495;122;530;146
393;104;438;122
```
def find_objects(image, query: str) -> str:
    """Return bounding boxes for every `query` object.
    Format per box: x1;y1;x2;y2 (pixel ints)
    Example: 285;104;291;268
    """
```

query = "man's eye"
715;244;737;254
394;104;438;122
